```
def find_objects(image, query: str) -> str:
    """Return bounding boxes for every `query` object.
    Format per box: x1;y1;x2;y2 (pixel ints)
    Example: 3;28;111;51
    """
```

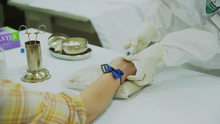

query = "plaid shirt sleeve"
0;79;86;124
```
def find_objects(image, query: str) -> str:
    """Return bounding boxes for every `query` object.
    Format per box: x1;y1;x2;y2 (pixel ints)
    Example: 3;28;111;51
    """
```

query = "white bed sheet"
25;0;151;53
92;65;220;124
6;29;220;124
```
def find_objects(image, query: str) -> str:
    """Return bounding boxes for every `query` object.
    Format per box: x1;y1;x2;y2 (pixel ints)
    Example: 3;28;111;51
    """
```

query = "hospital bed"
7;0;150;53
6;28;220;124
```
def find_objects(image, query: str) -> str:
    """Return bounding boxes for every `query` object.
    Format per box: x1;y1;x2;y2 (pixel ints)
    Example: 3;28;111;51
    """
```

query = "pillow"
62;64;145;98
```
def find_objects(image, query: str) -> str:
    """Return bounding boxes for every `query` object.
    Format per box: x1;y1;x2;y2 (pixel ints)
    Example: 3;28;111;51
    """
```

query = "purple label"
0;28;9;35
0;34;13;43
0;28;12;43
0;40;20;50
0;27;20;50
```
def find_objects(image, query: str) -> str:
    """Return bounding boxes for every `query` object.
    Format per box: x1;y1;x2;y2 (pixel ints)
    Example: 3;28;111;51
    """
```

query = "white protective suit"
135;0;220;70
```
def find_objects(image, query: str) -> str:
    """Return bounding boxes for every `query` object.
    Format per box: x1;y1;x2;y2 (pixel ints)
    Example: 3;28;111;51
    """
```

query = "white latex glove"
123;43;164;86
124;21;157;54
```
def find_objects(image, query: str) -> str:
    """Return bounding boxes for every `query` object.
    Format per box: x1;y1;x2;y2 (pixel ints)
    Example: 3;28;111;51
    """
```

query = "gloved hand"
123;43;164;86
109;57;137;83
124;21;157;54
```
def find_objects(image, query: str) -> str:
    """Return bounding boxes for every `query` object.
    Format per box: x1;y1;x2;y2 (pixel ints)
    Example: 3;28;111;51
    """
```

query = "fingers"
123;39;132;49
136;42;150;53
126;63;145;80
125;41;149;55
133;74;153;86
127;67;145;80
124;34;139;51
124;40;138;54
126;61;155;86
131;35;139;46
123;55;139;61
129;36;139;54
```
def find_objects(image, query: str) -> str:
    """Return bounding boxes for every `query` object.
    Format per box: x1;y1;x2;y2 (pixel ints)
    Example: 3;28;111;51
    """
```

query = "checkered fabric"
0;79;86;124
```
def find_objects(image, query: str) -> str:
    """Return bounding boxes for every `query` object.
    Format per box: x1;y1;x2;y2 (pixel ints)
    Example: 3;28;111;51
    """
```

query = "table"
6;28;123;93
5;28;220;124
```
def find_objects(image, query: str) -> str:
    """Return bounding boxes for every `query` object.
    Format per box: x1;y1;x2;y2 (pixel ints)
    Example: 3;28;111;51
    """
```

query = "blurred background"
0;0;102;47
0;0;25;29
0;0;149;53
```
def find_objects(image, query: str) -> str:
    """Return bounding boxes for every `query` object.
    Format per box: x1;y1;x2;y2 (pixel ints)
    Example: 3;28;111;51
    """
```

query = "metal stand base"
21;68;51;83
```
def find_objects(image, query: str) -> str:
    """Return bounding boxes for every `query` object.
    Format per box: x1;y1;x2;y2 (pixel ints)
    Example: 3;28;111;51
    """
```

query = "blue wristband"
101;64;124;83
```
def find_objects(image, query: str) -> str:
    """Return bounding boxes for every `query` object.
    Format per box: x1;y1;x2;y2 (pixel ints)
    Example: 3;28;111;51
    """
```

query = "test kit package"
0;26;20;50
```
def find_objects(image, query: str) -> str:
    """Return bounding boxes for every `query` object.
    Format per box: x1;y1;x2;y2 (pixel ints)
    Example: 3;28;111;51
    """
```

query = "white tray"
49;48;92;61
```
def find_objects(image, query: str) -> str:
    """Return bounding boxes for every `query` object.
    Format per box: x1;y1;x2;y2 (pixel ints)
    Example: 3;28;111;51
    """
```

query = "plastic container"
0;47;7;78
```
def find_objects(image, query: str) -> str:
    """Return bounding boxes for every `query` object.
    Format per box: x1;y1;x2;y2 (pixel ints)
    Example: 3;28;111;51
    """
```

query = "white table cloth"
5;28;220;124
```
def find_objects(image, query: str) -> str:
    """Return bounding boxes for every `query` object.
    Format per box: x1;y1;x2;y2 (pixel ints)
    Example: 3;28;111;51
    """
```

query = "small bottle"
0;47;7;79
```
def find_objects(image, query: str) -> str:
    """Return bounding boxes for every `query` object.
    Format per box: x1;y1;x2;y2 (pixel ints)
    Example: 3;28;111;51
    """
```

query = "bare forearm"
79;73;120;124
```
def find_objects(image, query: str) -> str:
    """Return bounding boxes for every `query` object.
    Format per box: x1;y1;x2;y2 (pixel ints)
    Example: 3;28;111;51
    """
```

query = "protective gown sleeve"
146;0;220;67
144;0;175;42
145;0;212;42
161;20;220;67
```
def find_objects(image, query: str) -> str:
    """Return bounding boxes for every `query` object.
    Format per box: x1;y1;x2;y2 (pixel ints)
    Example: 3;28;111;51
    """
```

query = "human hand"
123;43;164;86
109;57;137;83
124;21;157;54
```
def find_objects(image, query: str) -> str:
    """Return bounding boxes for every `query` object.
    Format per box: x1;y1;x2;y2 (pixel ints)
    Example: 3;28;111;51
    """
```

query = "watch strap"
101;64;124;83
